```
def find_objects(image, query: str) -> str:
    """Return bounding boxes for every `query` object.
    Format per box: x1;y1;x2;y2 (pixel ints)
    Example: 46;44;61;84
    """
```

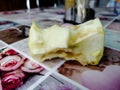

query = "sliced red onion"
80;70;117;90
0;55;24;71
21;59;44;73
2;48;18;55
21;67;44;73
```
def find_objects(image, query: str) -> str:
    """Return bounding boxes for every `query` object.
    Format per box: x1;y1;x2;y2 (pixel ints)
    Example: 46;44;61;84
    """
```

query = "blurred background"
0;0;115;11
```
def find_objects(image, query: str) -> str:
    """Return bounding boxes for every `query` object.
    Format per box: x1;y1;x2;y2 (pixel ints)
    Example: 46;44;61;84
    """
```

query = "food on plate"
29;18;104;65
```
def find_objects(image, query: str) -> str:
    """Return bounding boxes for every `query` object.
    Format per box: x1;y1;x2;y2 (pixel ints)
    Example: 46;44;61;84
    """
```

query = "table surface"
0;7;120;90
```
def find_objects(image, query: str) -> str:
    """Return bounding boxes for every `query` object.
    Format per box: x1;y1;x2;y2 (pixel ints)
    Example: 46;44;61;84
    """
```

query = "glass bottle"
64;0;95;25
